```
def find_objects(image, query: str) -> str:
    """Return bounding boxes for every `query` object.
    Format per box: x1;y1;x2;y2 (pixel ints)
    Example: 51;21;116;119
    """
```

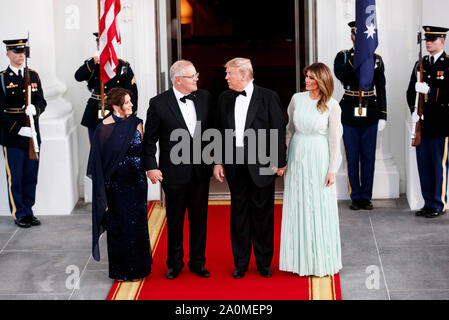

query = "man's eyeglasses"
180;72;200;79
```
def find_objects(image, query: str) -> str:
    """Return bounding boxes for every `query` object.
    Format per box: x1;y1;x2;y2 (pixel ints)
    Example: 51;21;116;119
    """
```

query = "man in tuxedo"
143;60;212;279
214;58;286;278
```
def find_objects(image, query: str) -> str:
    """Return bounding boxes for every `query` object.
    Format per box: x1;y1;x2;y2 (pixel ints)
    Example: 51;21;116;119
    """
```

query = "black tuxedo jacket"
216;84;286;188
143;88;213;185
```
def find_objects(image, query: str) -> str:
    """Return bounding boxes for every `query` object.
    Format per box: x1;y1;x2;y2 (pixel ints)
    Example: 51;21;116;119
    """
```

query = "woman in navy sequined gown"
88;88;152;281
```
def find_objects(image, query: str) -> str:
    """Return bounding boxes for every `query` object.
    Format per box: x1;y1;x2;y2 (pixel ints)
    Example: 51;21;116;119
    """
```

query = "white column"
0;0;78;215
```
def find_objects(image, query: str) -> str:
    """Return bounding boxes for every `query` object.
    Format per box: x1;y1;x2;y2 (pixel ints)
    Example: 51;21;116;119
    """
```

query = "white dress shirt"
173;87;197;137
9;65;24;77
234;81;254;147
430;50;444;64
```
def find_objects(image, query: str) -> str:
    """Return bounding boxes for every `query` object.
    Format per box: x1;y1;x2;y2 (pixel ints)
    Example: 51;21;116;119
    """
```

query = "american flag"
99;0;122;83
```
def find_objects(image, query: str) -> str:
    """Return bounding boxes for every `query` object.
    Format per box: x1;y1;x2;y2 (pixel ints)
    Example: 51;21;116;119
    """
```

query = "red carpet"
107;201;342;300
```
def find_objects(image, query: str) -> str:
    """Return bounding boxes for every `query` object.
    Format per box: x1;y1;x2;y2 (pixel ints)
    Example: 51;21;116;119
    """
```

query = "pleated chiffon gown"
279;92;343;277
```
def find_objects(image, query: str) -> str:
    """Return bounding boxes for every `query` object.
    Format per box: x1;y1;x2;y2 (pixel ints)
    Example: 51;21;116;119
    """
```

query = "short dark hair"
105;88;132;111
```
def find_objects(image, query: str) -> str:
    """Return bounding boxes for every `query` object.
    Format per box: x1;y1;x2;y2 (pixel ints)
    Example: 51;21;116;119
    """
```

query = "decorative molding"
342;0;354;20
121;1;133;23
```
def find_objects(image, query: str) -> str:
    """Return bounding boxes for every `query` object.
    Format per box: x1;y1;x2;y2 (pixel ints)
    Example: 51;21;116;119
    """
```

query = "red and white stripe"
99;0;122;83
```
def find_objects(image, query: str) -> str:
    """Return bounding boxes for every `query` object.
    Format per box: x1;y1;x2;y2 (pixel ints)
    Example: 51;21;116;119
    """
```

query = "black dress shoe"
258;267;272;278
232;268;245;279
189;266;210;278
425;208;446;219
26;215;41;226
166;268;181;280
360;199;374;210
415;206;431;217
14;217;31;228
349;199;361;210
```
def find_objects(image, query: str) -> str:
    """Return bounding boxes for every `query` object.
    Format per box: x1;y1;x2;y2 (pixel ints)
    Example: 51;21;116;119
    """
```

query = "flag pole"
97;0;105;117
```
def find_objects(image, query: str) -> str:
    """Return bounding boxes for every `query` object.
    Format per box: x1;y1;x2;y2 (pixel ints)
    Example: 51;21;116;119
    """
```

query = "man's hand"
213;165;225;183
25;104;37;116
147;170;163;184
275;166;287;177
18;127;32;138
415;82;430;94
325;173;335;187
94;56;100;64
378;119;386;132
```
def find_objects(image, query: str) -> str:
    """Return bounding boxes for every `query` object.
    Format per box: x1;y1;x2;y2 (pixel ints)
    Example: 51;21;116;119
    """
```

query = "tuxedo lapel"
226;93;236;130
167;88;189;130
193;93;204;123
244;85;260;130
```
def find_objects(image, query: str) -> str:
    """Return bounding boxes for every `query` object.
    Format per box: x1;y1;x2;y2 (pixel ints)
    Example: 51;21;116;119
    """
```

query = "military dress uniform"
74;35;138;142
0;39;46;227
334;22;387;210
406;26;449;218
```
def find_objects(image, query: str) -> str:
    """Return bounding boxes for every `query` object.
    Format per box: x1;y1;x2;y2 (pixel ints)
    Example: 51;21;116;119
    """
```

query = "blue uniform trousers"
343;124;378;201
416;137;449;212
3;147;39;220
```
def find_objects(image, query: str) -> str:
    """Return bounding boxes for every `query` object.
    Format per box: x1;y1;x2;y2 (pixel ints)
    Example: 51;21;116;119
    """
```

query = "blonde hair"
304;63;334;113
225;57;254;80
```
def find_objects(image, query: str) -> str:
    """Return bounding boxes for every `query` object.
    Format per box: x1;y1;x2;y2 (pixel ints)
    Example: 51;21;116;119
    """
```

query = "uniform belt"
4;107;25;114
344;89;375;97
91;93;102;101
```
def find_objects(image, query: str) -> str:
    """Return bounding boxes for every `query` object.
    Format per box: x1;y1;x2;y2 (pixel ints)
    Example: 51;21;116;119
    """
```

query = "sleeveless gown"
279;92;342;277
105;129;152;280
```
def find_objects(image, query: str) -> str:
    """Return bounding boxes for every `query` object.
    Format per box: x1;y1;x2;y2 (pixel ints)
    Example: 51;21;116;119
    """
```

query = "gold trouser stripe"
441;138;448;211
3;147;17;220
342;140;353;196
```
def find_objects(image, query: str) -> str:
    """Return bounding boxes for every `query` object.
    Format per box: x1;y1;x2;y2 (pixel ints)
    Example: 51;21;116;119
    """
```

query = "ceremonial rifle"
411;28;424;147
24;35;39;160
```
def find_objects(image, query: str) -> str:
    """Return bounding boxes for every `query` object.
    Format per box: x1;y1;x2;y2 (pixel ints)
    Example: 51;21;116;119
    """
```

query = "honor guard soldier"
75;32;138;142
0;39;46;228
407;26;449;218
334;21;387;211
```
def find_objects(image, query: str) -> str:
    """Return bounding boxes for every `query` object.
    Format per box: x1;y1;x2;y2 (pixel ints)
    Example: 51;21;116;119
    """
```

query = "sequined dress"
105;129;152;280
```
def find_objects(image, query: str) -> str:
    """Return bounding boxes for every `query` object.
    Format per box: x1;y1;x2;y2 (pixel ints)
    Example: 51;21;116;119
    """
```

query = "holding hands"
147;169;163;184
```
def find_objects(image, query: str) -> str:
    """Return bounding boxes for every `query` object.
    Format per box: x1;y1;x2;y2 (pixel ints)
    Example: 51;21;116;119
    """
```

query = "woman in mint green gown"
279;63;343;277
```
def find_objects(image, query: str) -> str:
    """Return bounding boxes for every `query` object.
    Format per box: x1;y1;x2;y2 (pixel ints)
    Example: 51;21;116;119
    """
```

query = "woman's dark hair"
105;88;132;111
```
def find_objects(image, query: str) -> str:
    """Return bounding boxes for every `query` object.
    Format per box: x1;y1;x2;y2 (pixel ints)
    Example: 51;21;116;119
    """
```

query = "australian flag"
354;0;379;91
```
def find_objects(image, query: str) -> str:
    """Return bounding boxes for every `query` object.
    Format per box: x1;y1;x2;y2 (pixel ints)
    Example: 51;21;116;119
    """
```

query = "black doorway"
176;0;307;111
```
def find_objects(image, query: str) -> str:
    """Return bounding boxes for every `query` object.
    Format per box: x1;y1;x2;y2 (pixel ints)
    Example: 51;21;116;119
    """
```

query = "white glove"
18;127;32;138
378;119;386;132
25;104;37;116
415;82;430;94
411;111;420;123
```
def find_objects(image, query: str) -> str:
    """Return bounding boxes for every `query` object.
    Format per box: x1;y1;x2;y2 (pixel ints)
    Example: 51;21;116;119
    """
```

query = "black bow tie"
180;92;197;103
234;90;247;98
